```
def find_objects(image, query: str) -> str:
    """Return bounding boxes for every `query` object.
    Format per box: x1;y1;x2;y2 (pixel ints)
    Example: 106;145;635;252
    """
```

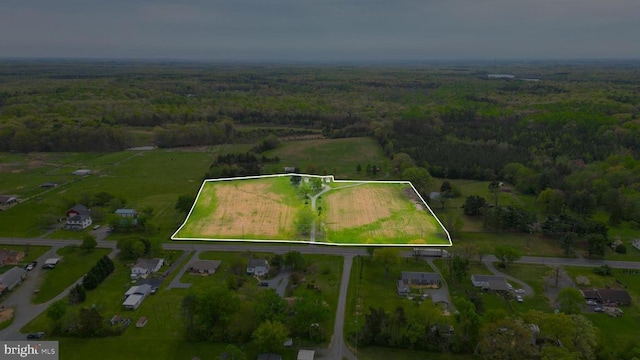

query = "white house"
247;259;269;276
131;258;164;280
65;204;92;231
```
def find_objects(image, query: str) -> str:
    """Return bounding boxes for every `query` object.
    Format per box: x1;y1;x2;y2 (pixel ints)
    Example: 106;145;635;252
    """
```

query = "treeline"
0;124;134;152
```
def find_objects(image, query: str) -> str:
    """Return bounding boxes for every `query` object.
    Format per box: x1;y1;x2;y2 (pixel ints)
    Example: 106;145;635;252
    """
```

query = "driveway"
483;260;535;297
264;269;291;297
165;250;198;290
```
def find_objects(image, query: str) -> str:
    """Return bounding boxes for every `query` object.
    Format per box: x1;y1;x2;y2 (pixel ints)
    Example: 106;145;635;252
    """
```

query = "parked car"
25;264;34;271
27;332;45;339
516;295;524;303
586;300;597;306
507;283;513;290
93;224;101;230
594;307;604;312
515;289;525;294
259;281;269;287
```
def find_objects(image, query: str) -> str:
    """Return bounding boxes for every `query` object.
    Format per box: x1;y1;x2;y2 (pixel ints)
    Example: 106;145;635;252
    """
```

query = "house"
401;272;441;287
0;195;18;206
582;288;632;306
297;350;315;360
397;280;410;296
257;354;282;360
188;260;221;275
471;274;509;292
0;266;27;292
131;258;164;280
247;259;269;276
65;204;92;230
39;182;58;188
115;208;138;218
0;249;25;266
72;169;92;176
123;294;144;310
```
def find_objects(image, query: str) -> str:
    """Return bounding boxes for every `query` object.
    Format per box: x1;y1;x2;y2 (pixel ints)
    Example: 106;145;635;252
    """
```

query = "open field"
174;175;451;246
175;177;300;240
263;137;390;180
324;183;448;245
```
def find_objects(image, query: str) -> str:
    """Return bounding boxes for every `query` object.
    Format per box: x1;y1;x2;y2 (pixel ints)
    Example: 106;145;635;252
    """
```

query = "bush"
615;243;627;254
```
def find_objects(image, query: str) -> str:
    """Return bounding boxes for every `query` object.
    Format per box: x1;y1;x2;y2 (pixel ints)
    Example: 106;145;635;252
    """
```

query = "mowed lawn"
324;183;449;245
0;150;212;239
175;176;303;240
33;246;111;303
263;137;390;179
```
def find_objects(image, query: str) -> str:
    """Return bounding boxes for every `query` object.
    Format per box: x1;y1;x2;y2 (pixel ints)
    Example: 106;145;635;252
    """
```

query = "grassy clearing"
32;246;111;304
0;150;212;239
324;183;447;245
176;177;302;240
453;232;566;257
263;137;390;180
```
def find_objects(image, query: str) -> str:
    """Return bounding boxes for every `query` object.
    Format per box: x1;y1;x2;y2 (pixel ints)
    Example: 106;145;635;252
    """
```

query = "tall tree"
402;166;433;198
494;246;520;269
374;248;399;277
557;287;584;315
475;318;535;360
252;320;289;354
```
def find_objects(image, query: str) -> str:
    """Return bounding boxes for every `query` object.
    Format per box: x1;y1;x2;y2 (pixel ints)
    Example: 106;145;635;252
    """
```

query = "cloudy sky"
1;0;638;61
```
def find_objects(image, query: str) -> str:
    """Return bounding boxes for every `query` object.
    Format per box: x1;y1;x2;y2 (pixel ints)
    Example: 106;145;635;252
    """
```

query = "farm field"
323;183;449;245
173;175;451;246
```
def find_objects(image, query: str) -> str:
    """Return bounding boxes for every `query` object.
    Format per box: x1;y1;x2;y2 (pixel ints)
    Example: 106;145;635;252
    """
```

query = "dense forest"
1;60;640;226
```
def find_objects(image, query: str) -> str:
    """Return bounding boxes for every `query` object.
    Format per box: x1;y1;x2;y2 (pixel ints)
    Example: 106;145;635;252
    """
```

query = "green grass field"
263;137;390;180
175;176;450;246
33;246;111;304
324;183;449;245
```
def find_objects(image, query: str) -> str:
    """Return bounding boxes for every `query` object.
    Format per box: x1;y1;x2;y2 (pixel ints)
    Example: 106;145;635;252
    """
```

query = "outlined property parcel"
172;174;452;247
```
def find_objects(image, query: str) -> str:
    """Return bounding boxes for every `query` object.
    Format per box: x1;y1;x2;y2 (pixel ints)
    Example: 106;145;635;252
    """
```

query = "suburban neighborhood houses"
247;258;270;276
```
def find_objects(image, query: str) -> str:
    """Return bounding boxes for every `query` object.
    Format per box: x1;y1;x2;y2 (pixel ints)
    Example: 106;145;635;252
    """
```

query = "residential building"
188;260;221;275
0;266;27;292
65;204;92;230
471;274;509;292
247;259;269;276
131;258;164;279
0;195;18;206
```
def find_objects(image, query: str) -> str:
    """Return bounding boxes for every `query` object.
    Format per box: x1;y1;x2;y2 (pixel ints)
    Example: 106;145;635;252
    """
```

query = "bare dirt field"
191;181;296;238
325;185;405;230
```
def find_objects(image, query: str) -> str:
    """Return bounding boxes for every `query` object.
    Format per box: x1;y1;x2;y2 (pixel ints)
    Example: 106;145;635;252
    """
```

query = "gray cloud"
0;0;638;60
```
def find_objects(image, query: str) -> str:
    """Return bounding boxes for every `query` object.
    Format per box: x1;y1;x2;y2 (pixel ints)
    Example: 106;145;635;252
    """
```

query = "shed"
257;354;282;360
72;169;92;176
123;294;144;310
297;350;315;360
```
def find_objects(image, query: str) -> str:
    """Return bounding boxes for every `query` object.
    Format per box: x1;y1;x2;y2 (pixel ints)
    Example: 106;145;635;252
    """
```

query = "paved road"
321;255;357;360
0;247;119;341
165;250;197;290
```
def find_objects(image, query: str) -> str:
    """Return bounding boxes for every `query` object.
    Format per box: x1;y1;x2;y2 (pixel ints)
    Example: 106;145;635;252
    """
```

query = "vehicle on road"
27;332;45;339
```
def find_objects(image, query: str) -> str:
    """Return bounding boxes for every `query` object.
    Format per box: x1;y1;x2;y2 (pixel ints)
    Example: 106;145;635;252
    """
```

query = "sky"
1;0;639;62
